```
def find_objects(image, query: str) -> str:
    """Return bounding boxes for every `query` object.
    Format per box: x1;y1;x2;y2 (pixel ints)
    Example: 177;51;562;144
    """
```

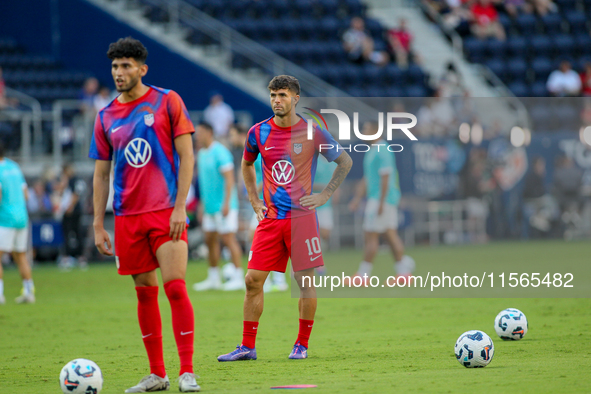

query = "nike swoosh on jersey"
310;255;321;261
181;331;193;335
142;333;153;339
111;126;123;133
264;146;275;150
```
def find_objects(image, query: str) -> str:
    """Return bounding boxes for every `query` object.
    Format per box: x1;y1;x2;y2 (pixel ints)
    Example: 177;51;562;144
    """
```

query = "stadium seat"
540;13;564;35
508;81;531;96
317;0;339;17
531;57;554;81
515;14;538;36
565;11;587;34
530;81;548;97
485;58;507;81
529;35;553;58
362;63;381;86
554;0;579;12
486;39;507;60
553;34;575;57
343;0;364;16
405;84;428;97
507;36;528;58
507;58;528;82
463;37;486;63
575;33;591;56
382;64;407;85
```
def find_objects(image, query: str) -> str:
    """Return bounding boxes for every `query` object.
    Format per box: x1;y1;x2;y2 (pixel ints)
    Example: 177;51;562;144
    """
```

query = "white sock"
23;279;34;295
208;267;220;282
395;256;413;275
272;271;286;285
358;261;373;276
233;267;244;281
0;279;4;296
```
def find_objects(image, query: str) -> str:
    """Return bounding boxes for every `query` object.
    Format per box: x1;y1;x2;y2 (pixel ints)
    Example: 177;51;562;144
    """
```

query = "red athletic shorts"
114;207;188;275
248;213;324;273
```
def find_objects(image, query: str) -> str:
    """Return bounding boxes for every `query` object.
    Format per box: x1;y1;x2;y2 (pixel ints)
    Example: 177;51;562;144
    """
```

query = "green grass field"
1;240;590;393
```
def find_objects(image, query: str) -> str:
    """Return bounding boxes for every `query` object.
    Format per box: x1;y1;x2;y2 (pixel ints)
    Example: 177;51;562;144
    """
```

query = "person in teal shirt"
348;121;415;285
0;142;35;304
192;122;244;291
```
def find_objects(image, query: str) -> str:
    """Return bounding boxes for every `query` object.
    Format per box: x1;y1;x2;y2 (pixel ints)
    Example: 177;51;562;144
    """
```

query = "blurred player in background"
349;121;415;285
218;75;352;362
192;121;244;291
89;37;199;392
0;141;35;304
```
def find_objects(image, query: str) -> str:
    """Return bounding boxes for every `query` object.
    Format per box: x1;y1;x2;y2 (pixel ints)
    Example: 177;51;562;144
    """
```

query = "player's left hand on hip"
299;193;328;210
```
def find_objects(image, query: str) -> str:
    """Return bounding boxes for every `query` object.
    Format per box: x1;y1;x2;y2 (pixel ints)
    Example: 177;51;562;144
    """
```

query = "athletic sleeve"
313;124;342;162
378;149;394;175
89;112;112;160
243;125;259;163
167;90;195;138
218;145;235;174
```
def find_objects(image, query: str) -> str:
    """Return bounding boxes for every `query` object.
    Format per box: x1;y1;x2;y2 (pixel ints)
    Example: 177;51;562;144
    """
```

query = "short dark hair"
107;37;148;64
197;121;214;133
231;123;247;135
268;75;300;95
0;141;4;158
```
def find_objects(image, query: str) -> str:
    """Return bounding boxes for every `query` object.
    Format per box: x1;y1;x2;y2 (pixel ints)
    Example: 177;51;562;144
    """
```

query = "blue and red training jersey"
243;115;341;219
89;85;194;216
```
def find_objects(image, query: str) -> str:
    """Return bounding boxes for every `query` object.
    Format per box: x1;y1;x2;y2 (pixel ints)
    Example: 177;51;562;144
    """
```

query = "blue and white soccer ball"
454;330;494;368
494;308;528;340
59;358;103;394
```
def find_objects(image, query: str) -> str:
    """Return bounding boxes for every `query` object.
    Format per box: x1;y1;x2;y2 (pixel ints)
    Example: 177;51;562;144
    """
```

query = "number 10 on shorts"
305;237;321;255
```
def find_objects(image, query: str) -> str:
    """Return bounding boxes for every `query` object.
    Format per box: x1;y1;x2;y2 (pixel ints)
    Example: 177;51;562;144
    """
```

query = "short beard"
116;76;140;93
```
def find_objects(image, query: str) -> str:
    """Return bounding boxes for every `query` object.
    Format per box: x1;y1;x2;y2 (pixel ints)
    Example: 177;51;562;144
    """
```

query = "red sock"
136;286;166;378
242;321;259;349
164;279;194;375
296;319;314;348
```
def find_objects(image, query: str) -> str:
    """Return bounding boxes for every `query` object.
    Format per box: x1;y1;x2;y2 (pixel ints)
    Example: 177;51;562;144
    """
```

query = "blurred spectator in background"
553;156;582;219
579;63;591;97
416;93;456;137
387;18;414;68
522;157;558;237
228;123;248;189
438;62;467;97
581;98;591;125
459;148;490;242
342;17;388;66
203;92;234;140
470;0;506;41
79;77;99;113
503;0;533;17
0;67;7;108
531;0;556;16
58;164;87;269
547;61;582;97
93;86;113;112
27;179;52;217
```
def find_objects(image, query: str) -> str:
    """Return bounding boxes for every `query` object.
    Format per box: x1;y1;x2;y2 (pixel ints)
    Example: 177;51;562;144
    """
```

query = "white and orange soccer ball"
454;330;494;368
59;358;103;394
494;308;528;340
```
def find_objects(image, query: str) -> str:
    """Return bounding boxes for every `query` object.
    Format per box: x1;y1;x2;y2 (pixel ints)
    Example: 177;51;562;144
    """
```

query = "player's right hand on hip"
94;227;114;256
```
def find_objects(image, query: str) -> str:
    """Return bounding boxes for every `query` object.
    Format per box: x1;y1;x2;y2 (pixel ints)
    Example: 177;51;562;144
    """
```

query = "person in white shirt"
203;93;235;140
547;61;582;97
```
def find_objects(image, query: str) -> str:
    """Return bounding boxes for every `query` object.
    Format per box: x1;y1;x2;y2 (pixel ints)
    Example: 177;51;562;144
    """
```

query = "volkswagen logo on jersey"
144;113;154;126
272;160;295;185
124;138;152;168
293;143;303;154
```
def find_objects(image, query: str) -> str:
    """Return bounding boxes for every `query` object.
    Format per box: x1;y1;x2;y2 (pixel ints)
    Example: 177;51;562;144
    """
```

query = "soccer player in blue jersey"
192;122;244;291
348;121;415;284
90;37;199;392
0;142;35;305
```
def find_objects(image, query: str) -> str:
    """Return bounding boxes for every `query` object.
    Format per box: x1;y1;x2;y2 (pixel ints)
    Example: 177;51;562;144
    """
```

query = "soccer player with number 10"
218;75;353;361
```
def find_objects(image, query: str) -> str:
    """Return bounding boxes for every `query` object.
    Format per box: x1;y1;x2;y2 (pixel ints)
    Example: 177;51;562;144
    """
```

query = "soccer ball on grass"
494;308;528;340
454;330;494;368
59;358;103;394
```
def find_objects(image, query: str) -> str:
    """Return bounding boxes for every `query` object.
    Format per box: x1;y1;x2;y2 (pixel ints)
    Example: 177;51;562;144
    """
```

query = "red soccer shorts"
114;207;188;275
248;213;324;273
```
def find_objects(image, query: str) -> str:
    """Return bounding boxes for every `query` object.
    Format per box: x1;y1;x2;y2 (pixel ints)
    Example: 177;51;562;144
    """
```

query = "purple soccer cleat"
217;345;257;362
288;341;308;359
